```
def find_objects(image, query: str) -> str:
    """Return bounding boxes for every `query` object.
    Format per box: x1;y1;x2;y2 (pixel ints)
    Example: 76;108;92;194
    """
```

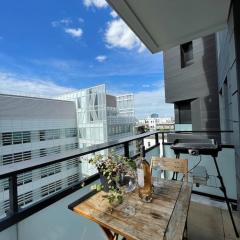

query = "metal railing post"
124;142;130;158
9;174;18;215
155;133;159;145
161;132;165;157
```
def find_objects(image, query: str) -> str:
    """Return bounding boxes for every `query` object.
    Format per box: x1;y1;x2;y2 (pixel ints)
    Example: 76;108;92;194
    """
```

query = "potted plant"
89;151;137;206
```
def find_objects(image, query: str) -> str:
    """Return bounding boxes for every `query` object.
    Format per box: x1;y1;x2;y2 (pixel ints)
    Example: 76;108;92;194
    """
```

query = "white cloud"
64;28;83;38
110;10;118;18
83;0;108;8
134;85;174;119
96;55;107;62
142;84;150;88
51;18;72;28
105;19;145;52
0;72;75;98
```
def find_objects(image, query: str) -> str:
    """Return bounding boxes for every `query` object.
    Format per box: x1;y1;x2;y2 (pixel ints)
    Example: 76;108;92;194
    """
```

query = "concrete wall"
0;183;106;240
217;0;240;208
164;34;220;133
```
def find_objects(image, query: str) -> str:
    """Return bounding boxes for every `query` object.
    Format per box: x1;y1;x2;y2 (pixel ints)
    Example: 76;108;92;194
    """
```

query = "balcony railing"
0;130;235;234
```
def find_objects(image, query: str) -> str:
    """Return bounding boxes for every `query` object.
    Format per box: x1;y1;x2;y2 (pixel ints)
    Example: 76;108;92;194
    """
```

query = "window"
39;130;45;141
77;97;81;108
148;142;151;147
13;132;22;144
2;154;13;165
18;191;33;207
2;132;12;145
180;41;193;68
23;151;31;161
40;148;47;157
65;128;77;138
176;100;192;124
13;153;23;163
18;172;32;186
22;131;31;143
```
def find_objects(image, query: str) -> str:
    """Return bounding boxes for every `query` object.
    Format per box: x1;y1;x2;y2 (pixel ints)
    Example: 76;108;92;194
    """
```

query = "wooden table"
68;180;192;240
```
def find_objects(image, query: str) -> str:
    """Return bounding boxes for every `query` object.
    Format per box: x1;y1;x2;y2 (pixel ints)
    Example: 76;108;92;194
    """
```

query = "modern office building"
56;85;135;173
56;85;135;145
0;94;80;217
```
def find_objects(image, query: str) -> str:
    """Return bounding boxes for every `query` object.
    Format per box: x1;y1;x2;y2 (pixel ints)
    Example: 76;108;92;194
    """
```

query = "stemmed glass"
116;172;137;216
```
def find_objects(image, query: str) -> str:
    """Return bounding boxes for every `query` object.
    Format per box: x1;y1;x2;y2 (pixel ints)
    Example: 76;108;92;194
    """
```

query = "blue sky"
0;0;173;118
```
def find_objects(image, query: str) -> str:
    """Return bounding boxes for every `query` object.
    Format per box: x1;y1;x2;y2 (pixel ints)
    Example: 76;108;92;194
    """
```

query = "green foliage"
88;151;136;206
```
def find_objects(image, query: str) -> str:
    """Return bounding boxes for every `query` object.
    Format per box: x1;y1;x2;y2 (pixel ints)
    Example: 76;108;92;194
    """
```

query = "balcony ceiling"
107;0;231;53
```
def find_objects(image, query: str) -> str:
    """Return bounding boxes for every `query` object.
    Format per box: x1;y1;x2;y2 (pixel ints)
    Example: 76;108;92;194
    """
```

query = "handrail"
0;130;234;179
0;131;161;232
0;129;235;232
0;130;159;179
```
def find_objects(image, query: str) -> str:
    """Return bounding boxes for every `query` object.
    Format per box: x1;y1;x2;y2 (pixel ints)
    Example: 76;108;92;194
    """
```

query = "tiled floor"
188;198;240;240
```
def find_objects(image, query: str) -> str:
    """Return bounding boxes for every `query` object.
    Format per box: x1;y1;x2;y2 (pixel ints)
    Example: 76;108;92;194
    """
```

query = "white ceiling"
107;0;231;53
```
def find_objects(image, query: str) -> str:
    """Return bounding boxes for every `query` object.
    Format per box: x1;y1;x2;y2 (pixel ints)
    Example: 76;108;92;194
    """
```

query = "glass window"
40;148;47;157
2;154;13;165
14;152;23;162
176;100;192;124
23;151;31;161
39;130;45;141
180;41;193;68
22;131;31;143
2;132;12;145
13;132;22;144
77;97;81;108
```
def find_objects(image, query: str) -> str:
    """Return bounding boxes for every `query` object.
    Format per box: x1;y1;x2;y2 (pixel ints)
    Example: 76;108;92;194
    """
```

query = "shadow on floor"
188;201;240;240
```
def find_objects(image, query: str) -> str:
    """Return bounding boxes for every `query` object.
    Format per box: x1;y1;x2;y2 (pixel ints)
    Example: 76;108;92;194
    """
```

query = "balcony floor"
188;197;240;240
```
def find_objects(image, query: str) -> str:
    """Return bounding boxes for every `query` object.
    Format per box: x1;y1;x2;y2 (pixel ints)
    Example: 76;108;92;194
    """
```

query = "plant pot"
98;170;116;192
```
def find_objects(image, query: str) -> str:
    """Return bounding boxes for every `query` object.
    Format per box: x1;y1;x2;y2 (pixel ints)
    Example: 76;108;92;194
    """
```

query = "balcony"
0;130;239;240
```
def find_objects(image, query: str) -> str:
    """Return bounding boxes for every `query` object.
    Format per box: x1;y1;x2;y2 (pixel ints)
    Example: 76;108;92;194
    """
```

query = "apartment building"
164;34;220;135
138;117;174;131
0;94;79;217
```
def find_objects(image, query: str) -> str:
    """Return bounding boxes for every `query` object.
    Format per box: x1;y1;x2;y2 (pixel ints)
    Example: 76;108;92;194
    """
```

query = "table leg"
100;225;119;240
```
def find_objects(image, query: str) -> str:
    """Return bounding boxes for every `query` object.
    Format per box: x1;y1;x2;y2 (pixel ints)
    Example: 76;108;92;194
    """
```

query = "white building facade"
56;85;135;175
0;85;135;219
0;94;80;217
56;85;135;145
138;117;174;131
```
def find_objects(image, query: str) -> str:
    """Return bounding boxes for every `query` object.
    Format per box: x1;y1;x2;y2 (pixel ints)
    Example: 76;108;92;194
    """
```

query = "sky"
0;0;173;118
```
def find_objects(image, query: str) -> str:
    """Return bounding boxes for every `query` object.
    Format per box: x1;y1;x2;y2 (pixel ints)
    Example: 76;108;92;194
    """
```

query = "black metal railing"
0;130;234;232
0;130;161;232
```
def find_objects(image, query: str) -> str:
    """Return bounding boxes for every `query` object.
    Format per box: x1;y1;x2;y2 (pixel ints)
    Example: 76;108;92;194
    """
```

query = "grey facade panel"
164;34;220;132
0;95;76;120
106;94;117;108
217;0;240;208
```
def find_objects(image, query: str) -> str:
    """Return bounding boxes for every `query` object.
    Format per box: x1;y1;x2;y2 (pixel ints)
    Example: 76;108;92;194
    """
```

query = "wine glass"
116;172;137;216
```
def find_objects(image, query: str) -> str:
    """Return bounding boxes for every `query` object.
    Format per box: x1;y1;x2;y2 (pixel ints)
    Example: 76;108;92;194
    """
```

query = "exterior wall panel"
217;0;240;208
164;34;220;133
